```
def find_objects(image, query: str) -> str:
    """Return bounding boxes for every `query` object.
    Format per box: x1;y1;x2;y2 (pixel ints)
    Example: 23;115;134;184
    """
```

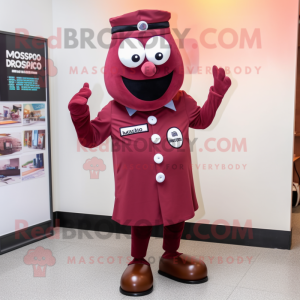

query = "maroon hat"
110;10;171;34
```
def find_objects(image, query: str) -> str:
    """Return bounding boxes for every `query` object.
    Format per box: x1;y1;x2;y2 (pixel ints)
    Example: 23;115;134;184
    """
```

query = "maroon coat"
70;87;223;226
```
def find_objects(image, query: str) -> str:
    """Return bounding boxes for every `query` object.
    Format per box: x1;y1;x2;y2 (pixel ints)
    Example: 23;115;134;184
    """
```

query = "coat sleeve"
184;87;223;129
70;101;112;148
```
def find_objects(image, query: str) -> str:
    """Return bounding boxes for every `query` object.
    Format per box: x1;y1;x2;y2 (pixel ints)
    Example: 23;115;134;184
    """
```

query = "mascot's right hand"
68;83;92;115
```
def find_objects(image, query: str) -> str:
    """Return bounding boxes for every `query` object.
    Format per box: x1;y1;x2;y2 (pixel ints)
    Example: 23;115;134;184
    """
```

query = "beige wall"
0;0;298;232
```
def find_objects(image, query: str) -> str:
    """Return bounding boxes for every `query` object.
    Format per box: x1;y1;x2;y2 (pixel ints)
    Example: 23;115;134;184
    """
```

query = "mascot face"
104;10;184;111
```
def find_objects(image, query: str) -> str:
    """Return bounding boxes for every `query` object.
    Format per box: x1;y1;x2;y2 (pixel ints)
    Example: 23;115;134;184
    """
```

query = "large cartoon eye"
118;38;145;68
145;36;171;65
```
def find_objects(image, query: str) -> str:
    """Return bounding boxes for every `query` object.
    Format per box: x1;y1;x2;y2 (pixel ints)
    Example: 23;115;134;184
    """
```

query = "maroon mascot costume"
68;9;231;296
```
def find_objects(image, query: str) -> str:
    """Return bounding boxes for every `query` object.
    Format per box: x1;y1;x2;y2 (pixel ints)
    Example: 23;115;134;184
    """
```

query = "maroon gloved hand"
212;66;231;96
68;83;92;115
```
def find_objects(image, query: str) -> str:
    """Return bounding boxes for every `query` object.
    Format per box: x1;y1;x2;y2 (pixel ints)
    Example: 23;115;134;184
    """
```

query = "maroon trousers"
129;222;185;265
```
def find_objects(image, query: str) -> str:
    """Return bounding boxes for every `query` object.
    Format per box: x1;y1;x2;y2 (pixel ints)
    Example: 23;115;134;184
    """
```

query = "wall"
1;0;298;233
48;0;299;232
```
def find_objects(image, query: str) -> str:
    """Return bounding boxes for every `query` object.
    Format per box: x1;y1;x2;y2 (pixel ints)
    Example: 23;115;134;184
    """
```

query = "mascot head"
104;10;184;111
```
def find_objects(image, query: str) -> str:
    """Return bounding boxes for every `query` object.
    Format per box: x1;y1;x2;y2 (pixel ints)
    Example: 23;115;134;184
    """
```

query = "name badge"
120;124;149;137
167;127;183;148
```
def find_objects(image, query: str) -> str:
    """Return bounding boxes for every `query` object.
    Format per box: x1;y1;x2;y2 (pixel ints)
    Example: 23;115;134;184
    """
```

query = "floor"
1;212;300;300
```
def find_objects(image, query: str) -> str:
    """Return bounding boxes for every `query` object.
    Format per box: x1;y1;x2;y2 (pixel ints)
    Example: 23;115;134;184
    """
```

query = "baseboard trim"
53;211;291;250
0;220;53;255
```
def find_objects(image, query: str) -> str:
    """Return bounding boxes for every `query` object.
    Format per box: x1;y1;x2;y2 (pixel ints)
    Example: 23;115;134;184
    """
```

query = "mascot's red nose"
141;61;156;77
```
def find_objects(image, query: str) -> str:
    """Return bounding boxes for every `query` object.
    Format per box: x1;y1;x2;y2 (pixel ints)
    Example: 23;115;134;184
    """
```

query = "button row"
151;134;161;144
154;153;163;164
148;115;157;125
156;172;165;183
148;115;165;183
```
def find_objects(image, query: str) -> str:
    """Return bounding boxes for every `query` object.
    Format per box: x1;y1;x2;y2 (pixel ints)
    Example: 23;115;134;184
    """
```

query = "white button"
154;153;163;164
151;134;161;144
148;116;157;125
137;21;148;31
156;172;165;183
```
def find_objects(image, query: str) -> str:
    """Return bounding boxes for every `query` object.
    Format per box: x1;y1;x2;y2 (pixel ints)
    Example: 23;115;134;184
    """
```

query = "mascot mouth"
122;71;173;101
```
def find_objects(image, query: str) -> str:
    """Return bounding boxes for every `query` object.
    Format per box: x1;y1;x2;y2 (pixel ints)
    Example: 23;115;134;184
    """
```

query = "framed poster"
0;31;53;255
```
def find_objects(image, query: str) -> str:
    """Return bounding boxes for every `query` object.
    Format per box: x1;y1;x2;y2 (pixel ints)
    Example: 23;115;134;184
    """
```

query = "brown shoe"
120;264;153;296
158;254;208;284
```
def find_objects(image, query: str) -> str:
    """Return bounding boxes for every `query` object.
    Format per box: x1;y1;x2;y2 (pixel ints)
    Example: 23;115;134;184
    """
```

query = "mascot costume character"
68;9;231;297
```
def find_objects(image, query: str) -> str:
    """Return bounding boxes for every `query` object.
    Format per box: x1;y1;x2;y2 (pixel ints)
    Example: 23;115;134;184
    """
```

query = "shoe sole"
158;270;208;284
119;286;153;297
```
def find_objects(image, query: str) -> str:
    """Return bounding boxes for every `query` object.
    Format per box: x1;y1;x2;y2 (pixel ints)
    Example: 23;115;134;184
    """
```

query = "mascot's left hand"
212;65;231;96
